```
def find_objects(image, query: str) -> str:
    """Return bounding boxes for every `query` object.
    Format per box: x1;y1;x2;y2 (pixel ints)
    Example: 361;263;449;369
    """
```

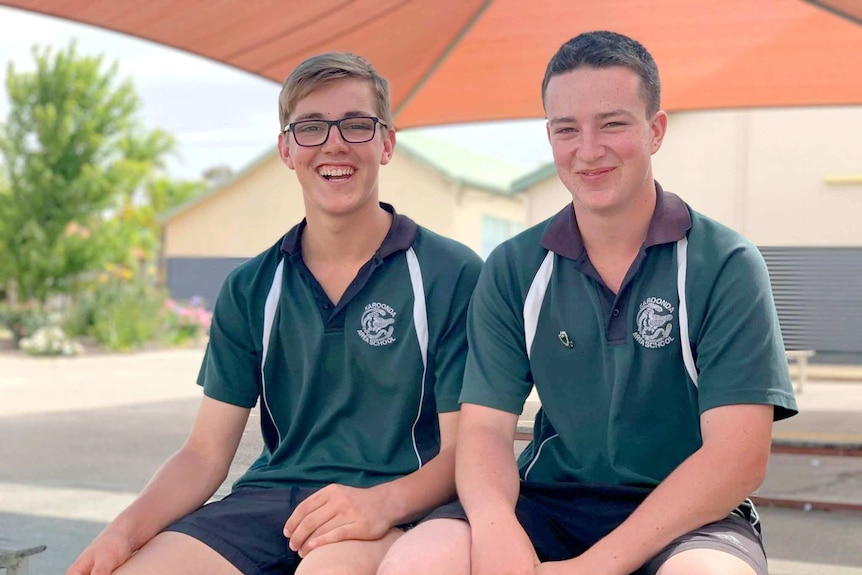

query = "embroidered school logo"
358;302;397;346
633;297;675;349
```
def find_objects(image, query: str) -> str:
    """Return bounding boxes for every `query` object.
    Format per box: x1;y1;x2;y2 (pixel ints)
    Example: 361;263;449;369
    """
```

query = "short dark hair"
541;30;661;117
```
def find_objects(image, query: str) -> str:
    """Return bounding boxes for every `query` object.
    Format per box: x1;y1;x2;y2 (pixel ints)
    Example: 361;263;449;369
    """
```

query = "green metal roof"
395;130;529;195
162;130;551;223
510;163;557;192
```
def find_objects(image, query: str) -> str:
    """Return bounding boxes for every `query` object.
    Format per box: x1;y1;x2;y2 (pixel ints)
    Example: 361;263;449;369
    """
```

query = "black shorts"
165;486;320;575
424;482;767;575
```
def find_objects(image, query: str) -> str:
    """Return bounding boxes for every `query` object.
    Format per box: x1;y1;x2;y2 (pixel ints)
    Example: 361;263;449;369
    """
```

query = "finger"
284;489;329;535
288;504;339;552
301;522;363;556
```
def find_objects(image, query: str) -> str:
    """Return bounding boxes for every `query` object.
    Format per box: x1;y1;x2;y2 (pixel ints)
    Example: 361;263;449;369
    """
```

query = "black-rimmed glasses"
284;116;388;147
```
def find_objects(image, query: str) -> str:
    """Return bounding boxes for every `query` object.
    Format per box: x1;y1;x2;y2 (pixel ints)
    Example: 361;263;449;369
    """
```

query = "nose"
577;129;604;163
321;123;349;151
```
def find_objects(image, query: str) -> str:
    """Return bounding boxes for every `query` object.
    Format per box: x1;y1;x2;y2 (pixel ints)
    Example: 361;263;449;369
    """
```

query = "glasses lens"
293;121;329;146
338;117;376;143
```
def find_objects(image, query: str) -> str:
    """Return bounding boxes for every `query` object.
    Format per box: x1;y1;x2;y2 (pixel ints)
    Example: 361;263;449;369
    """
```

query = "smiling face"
544;65;666;217
278;78;395;220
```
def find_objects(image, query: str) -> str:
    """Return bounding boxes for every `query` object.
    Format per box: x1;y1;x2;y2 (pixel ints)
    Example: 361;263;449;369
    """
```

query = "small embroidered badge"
558;330;573;348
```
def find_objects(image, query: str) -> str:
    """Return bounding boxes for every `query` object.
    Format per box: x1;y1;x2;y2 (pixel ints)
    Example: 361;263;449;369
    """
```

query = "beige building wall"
380;152;524;255
653;106;862;246
163;154;303;257
525;106;862;247
165;150;525;259
525;173;571;225
453;188;525;255
745;107;862;246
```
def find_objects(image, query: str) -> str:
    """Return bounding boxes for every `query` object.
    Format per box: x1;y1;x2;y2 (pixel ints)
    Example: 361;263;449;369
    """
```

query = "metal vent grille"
759;247;862;354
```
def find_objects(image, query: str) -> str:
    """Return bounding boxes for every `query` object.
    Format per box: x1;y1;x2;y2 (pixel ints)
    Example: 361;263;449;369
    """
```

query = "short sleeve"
460;246;536;414
197;268;262;408
693;242;797;420
429;252;483;413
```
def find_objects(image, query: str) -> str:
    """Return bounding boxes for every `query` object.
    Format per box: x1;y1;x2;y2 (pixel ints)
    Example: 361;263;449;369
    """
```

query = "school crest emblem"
358;302;397;346
633;297;675;349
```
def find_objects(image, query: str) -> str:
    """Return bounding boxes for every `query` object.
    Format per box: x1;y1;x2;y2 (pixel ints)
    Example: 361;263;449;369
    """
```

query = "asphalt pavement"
1;347;860;574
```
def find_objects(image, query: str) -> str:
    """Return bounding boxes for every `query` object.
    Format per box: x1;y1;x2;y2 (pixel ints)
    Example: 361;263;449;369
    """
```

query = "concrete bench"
0;543;46;575
785;350;815;395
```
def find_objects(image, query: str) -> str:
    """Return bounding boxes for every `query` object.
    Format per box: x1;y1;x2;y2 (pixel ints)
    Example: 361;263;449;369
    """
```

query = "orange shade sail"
2;0;861;128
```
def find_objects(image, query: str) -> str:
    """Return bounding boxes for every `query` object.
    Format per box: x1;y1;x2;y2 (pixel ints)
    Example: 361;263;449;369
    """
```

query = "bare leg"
113;532;241;575
657;548;758;575
295;528;403;575
377;519;470;575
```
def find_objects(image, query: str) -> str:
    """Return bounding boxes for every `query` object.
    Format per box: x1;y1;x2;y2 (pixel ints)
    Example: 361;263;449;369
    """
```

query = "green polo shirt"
199;204;482;489
461;184;797;487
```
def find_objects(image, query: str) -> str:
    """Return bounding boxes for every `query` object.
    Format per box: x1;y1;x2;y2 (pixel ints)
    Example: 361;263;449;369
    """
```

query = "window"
481;216;522;259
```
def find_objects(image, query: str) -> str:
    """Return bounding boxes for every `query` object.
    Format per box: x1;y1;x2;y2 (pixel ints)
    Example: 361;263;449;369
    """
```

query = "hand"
284;484;393;557
470;513;538;575
66;531;133;575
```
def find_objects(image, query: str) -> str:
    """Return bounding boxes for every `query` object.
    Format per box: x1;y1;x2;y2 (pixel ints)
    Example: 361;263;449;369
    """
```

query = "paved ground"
1;348;861;574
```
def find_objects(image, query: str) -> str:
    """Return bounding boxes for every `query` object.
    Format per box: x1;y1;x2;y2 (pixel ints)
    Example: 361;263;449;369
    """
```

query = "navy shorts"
424;482;767;575
165;486;320;575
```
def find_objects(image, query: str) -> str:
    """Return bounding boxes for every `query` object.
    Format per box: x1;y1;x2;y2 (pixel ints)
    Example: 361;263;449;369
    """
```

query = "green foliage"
87;263;164;351
0;41;177;303
0;301;50;344
162;297;212;345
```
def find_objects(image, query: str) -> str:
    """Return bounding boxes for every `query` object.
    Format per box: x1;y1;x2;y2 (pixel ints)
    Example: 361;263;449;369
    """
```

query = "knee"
376;542;432;575
377;520;470;575
657;549;758;575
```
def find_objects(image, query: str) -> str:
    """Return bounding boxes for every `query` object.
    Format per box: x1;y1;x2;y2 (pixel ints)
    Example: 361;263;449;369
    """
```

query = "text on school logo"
633;297;675;349
358;302;397;346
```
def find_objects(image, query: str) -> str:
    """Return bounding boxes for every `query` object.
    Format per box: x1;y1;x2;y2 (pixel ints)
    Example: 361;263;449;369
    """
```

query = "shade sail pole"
392;0;495;122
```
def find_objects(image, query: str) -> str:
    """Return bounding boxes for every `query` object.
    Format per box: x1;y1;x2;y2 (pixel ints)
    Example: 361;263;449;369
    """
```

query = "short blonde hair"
278;52;393;130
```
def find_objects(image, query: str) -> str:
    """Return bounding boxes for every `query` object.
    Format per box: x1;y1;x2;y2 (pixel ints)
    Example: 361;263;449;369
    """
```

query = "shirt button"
322;303;331;310
612;308;620;317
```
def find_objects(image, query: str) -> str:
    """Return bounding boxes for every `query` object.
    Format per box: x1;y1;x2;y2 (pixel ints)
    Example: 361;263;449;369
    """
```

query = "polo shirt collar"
540;181;692;260
280;203;418;259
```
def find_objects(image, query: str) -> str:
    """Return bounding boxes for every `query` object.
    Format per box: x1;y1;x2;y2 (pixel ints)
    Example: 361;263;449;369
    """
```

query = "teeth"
318;166;354;177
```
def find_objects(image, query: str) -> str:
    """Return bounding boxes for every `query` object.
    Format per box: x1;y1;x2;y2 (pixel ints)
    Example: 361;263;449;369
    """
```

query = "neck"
578;184;657;258
301;202;392;264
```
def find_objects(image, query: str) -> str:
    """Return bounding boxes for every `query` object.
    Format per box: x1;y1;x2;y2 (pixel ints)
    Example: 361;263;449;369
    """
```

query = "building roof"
160;130;533;223
396;130;528;194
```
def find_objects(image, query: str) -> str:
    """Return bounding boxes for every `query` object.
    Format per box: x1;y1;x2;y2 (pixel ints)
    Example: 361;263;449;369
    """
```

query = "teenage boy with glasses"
67;52;482;575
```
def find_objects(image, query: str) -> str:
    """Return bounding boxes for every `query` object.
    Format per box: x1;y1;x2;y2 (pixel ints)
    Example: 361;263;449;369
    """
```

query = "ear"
278;131;295;170
649;110;668;155
545;120;551;143
379;126;396;166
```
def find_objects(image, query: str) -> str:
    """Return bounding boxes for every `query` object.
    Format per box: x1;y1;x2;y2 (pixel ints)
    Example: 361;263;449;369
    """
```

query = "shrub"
0;302;51;346
162;296;212;345
19;325;83;356
89;266;164;351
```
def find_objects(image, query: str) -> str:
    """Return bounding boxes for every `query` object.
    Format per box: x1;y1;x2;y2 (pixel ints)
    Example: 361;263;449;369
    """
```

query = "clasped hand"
283;483;392;557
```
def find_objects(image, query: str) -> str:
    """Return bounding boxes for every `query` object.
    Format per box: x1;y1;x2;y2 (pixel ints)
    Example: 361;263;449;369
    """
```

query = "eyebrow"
292;110;374;122
548;109;635;125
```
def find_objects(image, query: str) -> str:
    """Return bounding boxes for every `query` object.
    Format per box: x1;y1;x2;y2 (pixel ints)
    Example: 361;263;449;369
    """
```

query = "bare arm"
457;402;539;575
67;396;250;574
544;403;773;575
286;410;461;555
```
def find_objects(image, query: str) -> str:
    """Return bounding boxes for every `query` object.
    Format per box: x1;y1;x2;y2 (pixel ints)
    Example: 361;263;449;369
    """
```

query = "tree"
0;41;175;304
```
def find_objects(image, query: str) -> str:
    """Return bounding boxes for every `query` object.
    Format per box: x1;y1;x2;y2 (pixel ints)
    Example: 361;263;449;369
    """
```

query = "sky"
0;6;553;181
